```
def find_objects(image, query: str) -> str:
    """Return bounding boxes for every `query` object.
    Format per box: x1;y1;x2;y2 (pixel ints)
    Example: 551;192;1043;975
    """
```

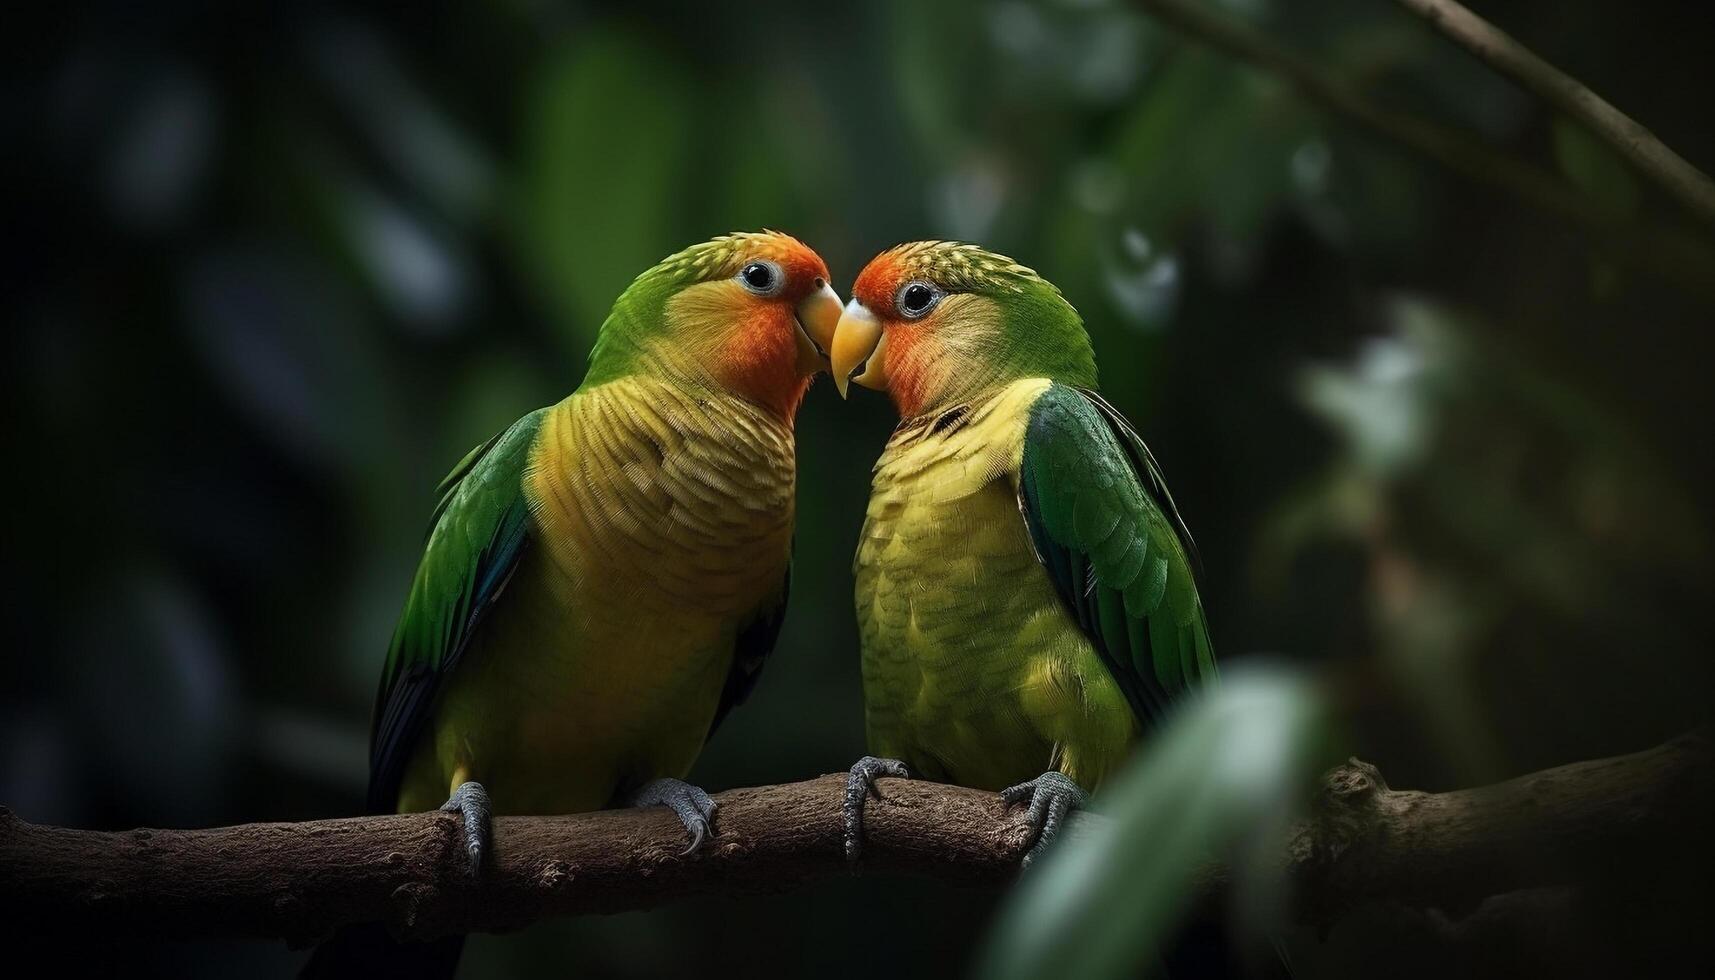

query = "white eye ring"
896;280;943;319
738;260;786;297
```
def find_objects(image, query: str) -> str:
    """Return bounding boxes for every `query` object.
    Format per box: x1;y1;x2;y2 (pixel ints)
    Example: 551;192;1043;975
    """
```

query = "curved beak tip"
830;300;885;398
794;282;843;376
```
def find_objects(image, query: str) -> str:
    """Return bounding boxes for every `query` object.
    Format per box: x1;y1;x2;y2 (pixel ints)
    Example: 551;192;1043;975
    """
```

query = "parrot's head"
585;230;842;419
830;241;1096;417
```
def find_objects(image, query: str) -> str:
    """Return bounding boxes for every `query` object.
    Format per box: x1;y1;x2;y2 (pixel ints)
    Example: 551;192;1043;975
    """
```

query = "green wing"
1018;385;1215;728
366;409;546;813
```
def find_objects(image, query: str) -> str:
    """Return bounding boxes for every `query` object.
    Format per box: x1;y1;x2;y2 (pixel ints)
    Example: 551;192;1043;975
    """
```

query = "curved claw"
843;756;911;870
629;778;719;856
1000;771;1089;870
680;818;708;858
439;780;492;875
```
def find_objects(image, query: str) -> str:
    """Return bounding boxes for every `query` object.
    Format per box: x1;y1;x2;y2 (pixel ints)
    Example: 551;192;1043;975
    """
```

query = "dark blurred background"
5;1;1713;976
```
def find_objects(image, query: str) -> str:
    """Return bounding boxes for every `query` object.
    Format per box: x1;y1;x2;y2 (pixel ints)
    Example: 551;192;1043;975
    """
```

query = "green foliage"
8;1;1715;976
979;667;1333;980
1268;297;1711;783
1552;118;1641;219
516;31;693;355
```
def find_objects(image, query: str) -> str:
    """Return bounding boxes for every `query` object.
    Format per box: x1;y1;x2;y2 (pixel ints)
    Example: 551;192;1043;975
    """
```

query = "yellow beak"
830;300;887;399
794;282;843;375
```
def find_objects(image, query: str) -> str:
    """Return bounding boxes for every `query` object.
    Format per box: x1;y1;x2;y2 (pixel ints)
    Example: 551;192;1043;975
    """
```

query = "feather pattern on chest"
528;376;796;621
853;378;1137;791
396;377;797;815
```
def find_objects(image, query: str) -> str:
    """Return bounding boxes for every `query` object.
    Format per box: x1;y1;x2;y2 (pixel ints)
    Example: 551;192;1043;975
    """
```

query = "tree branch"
1394;0;1715;228
0;733;1706;945
1130;0;1715;301
1287;730;1710;926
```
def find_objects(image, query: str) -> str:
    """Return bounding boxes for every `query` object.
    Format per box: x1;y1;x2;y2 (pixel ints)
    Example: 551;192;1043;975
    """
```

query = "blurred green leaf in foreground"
979;664;1336;980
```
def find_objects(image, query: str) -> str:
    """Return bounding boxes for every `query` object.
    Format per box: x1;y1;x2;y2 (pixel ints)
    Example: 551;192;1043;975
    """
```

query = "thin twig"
1395;0;1715;227
1130;0;1715;301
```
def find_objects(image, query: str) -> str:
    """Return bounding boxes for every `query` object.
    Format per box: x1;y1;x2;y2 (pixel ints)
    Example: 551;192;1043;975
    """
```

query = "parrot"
302;231;842;978
828;241;1216;869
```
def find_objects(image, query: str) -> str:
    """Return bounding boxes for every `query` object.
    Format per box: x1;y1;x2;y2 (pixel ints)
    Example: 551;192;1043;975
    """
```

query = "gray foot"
843;755;911;869
439;780;492;875
629;778;717;856
1000;771;1089;869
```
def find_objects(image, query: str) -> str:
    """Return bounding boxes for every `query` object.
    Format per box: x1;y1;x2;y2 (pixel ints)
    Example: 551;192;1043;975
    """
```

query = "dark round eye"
739;261;783;296
897;281;941;319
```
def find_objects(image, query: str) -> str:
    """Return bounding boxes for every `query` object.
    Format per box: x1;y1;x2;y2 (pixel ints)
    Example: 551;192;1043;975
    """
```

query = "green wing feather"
1018;384;1215;728
366;409;546;813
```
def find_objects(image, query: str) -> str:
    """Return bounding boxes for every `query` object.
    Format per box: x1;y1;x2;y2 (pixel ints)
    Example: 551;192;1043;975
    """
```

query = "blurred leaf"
1296;327;1435;479
930;154;1010;243
1321;133;1432;253
1297;296;1707;571
1281;297;1711;781
1552;117;1640;220
181;243;395;469
104;65;218;232
979;665;1332;980
308;16;498;227
1099;226;1182;330
1044;45;1314;335
48;51;220;234
515;31;692;353
72;567;238;824
700;68;840;234
338;180;476;332
249;708;368;791
1109;50;1305;246
890;0;987;162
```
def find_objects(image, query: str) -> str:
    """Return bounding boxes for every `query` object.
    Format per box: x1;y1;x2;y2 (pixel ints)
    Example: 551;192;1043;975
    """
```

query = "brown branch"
1287;730;1710;925
0;733;1706;945
1129;0;1715;302
1394;0;1715;228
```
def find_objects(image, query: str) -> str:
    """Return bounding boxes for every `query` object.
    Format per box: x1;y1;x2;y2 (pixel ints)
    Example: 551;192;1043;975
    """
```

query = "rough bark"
0;733;1705;945
1285;731;1710;927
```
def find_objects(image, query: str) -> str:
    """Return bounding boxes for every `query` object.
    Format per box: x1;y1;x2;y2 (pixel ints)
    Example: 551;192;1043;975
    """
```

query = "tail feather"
299;923;465;980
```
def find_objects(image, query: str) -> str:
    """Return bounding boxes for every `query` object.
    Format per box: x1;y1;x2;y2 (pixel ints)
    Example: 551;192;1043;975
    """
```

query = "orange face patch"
723;302;806;418
710;232;831;420
747;232;831;304
851;251;907;318
848;247;941;417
